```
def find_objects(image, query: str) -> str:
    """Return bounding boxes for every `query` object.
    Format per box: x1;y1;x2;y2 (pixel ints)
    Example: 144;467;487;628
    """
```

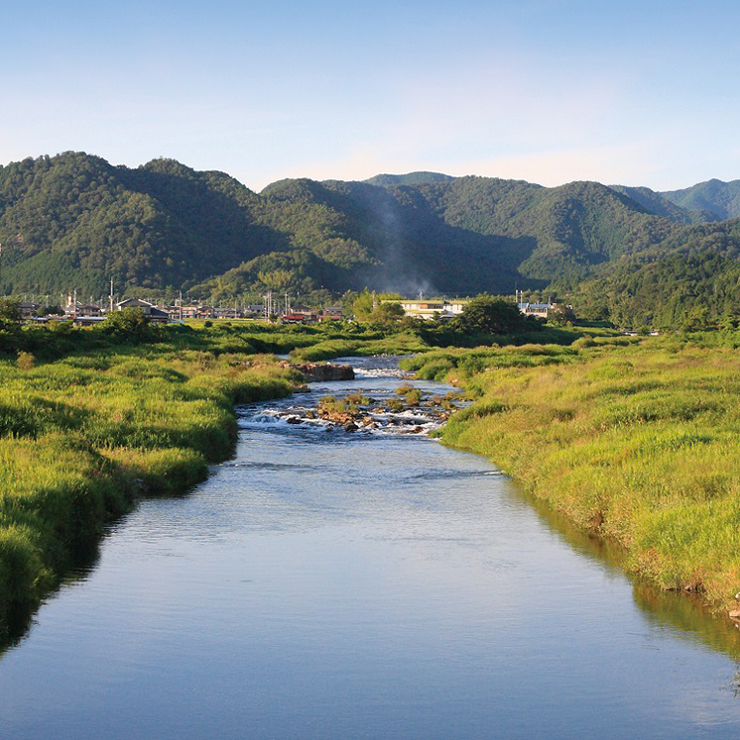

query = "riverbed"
1;357;739;738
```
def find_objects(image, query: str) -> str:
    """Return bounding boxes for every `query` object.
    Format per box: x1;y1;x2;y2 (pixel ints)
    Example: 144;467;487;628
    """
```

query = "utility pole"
109;277;114;314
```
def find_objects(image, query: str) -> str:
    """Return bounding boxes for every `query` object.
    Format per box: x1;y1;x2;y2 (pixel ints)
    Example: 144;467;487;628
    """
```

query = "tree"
0;298;21;324
454;296;527;335
547;303;576;326
351;290;403;325
0;297;23;353
102;307;156;342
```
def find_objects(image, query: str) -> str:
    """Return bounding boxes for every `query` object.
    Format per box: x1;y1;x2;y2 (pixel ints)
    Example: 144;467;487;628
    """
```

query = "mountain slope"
573;218;740;327
609;185;718;224
362;172;456;187
660;178;740;221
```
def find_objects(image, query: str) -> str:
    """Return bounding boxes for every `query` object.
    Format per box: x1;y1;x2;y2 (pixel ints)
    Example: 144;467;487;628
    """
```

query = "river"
1;357;739;738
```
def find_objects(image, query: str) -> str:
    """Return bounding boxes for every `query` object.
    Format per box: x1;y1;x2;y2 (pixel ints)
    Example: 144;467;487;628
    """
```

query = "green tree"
102;308;156;342
0;298;23;354
547;303;576;326
454;295;527;335
351;290;403;324
0;298;21;324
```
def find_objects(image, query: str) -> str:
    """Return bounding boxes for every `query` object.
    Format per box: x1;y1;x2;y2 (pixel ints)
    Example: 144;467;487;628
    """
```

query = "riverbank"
0;344;302;644
0;317;471;642
403;333;740;618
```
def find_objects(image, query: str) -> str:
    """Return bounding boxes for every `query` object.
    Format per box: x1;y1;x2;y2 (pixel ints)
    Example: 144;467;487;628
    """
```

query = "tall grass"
416;335;740;614
0;343;300;640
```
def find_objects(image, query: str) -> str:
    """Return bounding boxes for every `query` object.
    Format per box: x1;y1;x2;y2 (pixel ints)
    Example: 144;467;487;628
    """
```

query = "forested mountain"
573;218;740;328
362;172;456;187
3;151;740;328
609;185;717;224
660;179;740;221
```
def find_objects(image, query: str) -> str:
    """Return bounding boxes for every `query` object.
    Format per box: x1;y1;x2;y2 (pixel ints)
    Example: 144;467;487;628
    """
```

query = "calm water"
1;358;740;739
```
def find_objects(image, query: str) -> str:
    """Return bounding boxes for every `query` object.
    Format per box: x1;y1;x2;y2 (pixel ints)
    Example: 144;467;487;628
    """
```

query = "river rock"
294;362;355;382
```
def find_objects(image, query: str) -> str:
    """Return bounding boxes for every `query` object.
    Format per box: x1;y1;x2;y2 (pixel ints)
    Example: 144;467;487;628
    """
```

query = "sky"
3;0;740;192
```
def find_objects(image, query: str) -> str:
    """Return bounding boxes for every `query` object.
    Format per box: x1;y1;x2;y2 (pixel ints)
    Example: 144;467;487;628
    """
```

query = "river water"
1;357;740;738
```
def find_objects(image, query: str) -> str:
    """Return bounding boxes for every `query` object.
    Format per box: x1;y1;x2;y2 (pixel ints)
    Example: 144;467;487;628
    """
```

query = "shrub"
16;351;35;371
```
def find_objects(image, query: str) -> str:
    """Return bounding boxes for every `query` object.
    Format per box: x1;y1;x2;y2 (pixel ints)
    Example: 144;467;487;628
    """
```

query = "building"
517;302;552;319
319;306;343;321
398;299;468;320
213;306;242;319
18;301;40;318
115;298;171;323
75;304;102;317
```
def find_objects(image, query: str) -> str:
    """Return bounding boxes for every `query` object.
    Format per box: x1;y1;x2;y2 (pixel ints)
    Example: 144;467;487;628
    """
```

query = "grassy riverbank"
0;332;303;643
403;333;740;615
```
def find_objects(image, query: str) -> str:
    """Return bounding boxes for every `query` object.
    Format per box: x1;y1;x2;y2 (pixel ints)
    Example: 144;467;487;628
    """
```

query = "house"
319;306;343;321
398;299;468;321
518;302;552;319
213;306;242;319
289;304;318;321
281;313;307;324
115;298;171;323
18;302;40;318
196;306;216;319
75;304;102;317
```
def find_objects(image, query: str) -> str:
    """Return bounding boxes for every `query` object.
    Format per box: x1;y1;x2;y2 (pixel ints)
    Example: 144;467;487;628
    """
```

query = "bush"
16;351;35;371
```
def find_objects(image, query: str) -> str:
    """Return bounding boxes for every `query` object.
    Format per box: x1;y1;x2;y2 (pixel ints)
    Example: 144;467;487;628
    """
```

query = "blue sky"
3;0;740;191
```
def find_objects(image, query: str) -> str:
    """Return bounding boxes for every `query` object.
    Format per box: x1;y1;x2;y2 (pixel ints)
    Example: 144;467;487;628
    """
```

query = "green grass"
415;334;740;614
0;333;301;642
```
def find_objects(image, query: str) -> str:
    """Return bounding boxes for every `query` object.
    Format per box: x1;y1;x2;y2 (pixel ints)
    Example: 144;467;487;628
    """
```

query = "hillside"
573;218;740;328
661;179;740;221
609;185;717;224
3;152;740;326
362;172;456;187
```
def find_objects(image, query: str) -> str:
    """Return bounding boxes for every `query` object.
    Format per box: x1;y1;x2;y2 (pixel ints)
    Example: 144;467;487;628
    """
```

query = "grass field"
404;333;740;616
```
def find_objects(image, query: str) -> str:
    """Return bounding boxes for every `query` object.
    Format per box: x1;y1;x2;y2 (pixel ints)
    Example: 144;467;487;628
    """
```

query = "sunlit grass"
0;343;299;627
419;335;740;613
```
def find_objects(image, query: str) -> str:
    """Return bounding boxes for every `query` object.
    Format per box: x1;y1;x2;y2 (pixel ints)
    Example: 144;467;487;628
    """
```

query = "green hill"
572;218;740;327
609;184;718;224
4;152;740;329
362;172;456;187
660;178;740;221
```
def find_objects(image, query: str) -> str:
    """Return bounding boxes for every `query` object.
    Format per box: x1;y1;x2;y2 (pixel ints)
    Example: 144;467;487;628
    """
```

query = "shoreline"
401;340;740;624
0;353;300;651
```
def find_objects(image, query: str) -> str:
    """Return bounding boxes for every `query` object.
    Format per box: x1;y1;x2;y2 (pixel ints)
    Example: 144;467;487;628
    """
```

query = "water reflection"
510;484;740;661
